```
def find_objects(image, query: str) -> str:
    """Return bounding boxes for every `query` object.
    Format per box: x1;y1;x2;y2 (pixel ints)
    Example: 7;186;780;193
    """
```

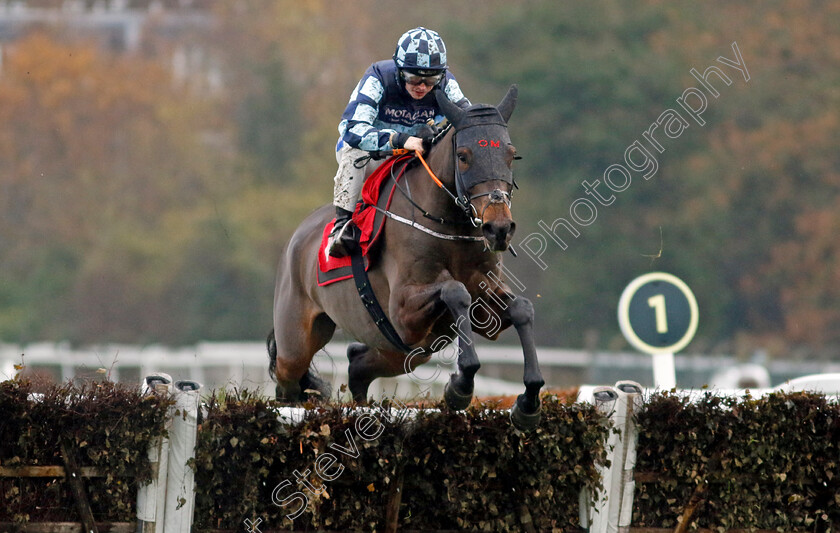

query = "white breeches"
332;145;386;211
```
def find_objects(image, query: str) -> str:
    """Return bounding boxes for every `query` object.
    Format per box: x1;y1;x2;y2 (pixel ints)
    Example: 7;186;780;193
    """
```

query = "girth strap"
348;240;413;353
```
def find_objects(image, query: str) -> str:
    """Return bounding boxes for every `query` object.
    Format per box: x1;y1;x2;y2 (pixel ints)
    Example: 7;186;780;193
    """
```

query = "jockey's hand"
416;124;436;152
404;136;426;155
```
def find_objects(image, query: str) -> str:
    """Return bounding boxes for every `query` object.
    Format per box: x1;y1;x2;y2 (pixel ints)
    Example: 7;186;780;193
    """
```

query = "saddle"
317;154;413;286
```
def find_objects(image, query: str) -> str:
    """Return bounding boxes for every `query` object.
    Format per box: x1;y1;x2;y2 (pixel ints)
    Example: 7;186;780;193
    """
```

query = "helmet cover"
394;27;447;71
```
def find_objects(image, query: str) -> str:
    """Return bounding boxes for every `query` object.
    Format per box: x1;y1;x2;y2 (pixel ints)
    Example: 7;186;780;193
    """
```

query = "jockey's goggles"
401;70;444;87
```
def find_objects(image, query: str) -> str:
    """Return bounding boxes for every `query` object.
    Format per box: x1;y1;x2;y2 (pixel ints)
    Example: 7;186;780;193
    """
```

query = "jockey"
327;26;471;258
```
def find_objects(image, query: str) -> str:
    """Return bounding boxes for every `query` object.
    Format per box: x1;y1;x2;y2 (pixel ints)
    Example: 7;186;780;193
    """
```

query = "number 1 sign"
617;272;699;389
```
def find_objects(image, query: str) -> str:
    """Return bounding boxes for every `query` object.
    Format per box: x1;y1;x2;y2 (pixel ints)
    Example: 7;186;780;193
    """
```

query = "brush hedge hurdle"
3;375;840;532
192;391;609;532
633;390;840;531
0;378;172;529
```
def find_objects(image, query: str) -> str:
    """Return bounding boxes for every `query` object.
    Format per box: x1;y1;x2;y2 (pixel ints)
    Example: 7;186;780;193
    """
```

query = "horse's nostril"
482;223;494;239
482;221;512;244
508;221;516;237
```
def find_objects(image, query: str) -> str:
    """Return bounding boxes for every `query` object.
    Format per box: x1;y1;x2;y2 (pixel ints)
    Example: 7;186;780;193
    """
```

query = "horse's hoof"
275;383;301;403
301;370;332;399
510;400;541;431
346;342;368;363
444;376;473;411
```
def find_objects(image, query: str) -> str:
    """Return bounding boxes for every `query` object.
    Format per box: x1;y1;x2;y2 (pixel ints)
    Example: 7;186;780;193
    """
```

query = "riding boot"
327;207;358;258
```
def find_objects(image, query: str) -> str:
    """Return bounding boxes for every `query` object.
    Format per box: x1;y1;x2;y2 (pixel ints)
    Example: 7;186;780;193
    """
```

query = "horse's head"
436;86;519;252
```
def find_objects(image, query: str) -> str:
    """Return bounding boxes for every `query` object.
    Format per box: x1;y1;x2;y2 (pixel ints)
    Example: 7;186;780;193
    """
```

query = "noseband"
456;187;511;228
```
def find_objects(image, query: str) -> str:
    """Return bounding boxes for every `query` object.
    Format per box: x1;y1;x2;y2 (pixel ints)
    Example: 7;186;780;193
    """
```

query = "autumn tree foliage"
0;32;248;342
443;0;840;356
642;1;840;353
2;1;840;358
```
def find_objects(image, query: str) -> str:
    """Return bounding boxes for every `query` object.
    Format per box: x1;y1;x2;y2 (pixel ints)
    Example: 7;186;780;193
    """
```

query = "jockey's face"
404;79;433;100
400;69;441;100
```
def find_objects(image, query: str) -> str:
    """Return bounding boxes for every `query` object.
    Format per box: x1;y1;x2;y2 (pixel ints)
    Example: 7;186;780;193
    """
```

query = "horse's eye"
458;154;468;164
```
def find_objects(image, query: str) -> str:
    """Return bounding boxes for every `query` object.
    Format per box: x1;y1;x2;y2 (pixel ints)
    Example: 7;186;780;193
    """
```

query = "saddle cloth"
317;154;412;286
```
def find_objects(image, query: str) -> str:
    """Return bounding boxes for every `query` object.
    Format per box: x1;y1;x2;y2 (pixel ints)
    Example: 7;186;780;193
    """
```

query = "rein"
389;154;471;227
365;123;515;247
411;129;515;231
384;152;485;242
414;151;482;227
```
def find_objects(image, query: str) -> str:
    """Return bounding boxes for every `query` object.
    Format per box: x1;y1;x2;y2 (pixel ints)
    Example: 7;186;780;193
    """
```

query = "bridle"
462;188;512;228
413;121;516;229
453;170;512;231
361;115;519;253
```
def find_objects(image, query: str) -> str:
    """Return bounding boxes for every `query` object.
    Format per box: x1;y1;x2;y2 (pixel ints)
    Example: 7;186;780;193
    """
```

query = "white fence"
578;381;645;533
0;341;526;401
4;341;840;401
136;373;202;533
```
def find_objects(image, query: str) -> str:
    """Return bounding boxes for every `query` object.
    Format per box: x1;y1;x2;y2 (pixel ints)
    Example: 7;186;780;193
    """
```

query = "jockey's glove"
416;124;436;152
390;132;412;150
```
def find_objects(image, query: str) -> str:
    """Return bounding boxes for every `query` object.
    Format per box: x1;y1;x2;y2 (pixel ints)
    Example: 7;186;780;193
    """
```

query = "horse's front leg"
396;279;479;410
476;288;544;430
505;296;545;429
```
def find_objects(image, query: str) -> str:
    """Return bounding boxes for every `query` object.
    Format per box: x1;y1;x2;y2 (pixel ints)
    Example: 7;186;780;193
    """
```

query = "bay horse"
269;86;545;429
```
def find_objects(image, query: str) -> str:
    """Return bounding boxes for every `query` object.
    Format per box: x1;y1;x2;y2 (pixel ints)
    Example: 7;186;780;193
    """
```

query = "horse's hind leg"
346;343;431;403
270;311;335;401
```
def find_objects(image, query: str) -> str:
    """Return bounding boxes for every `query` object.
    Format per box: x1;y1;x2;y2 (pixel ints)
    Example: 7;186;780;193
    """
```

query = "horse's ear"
497;84;518;123
434;88;467;129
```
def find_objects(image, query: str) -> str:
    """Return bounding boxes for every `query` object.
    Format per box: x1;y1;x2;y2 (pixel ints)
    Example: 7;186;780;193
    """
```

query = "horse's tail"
267;329;277;382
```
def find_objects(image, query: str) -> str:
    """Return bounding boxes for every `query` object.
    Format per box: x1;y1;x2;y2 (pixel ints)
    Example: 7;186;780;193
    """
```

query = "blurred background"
2;0;840;393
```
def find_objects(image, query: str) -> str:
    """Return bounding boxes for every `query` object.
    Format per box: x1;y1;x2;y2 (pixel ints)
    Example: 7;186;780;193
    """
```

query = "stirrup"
327;219;358;258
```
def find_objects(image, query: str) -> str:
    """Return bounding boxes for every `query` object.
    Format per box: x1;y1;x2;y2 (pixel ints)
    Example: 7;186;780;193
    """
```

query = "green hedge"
633;391;840;531
11;380;836;531
0;378;172;524
192;391;609;532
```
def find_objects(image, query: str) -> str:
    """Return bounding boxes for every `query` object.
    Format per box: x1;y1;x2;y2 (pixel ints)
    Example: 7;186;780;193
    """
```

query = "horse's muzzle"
481;219;516;251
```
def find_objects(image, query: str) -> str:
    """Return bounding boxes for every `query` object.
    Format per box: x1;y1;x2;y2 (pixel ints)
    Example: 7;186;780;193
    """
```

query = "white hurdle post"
579;385;618;530
581;381;642;533
614;381;642;531
164;380;203;532
137;373;174;533
651;352;676;390
589;386;621;533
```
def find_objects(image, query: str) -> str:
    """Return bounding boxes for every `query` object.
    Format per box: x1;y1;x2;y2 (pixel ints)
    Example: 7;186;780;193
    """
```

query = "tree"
0;32;233;343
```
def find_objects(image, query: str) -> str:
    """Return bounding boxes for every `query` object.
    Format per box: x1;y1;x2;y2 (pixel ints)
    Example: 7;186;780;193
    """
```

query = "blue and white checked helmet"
393;27;447;72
